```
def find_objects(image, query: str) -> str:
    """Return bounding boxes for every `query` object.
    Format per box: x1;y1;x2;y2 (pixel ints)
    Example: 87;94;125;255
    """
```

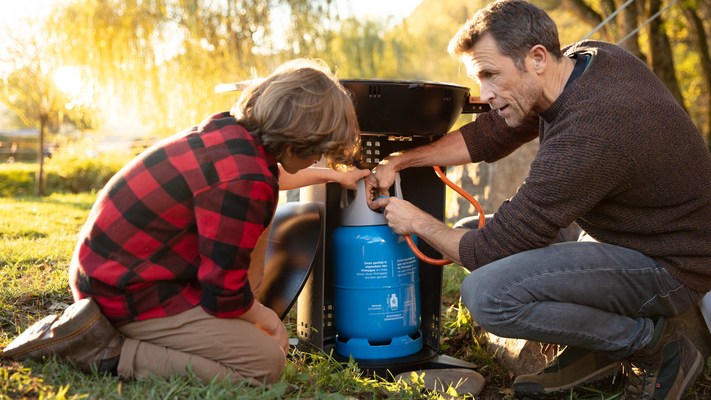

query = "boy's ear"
285;146;295;157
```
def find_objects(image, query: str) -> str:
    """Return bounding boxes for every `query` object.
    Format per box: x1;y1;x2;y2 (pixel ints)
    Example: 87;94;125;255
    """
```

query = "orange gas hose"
405;166;485;266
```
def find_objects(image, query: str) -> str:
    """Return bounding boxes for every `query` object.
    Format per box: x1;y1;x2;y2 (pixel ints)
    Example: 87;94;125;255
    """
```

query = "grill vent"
369;85;382;98
444;89;453;101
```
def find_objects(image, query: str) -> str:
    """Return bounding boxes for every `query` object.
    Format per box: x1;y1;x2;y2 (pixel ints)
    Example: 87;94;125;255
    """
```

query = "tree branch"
561;0;614;41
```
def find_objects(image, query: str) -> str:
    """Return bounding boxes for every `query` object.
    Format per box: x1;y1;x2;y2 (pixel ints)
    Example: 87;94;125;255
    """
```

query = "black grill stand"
295;134;477;378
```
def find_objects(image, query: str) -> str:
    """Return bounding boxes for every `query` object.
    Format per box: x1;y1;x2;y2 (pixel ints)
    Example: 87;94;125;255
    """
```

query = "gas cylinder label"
364;289;415;323
396;256;417;278
384;313;403;322
384;294;402;320
358;260;389;280
357;256;417;281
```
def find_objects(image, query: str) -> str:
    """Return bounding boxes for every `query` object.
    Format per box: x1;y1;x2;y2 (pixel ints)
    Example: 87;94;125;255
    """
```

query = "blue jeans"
459;222;703;360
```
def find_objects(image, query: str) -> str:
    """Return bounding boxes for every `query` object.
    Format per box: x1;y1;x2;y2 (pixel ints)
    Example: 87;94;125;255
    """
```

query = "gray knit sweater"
458;40;711;293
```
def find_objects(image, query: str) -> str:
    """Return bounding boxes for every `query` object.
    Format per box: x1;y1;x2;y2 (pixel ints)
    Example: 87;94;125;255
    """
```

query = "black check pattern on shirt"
69;112;280;326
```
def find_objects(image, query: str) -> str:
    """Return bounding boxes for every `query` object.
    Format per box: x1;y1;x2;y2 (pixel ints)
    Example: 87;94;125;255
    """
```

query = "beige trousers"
115;224;285;385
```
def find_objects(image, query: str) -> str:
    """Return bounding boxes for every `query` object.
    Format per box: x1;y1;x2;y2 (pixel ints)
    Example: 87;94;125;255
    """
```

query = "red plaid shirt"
69;112;280;326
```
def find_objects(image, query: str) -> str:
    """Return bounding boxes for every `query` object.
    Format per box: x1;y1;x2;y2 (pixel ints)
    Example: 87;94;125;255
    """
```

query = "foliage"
0;22;61;132
0;164;35;197
42;0;336;134
44;142;132;194
2;0;709;150
0;19;68;195
442;264;469;304
0;144;132;197
379;0;489;85
439;298;513;395
0;361;75;400
307;0;492;87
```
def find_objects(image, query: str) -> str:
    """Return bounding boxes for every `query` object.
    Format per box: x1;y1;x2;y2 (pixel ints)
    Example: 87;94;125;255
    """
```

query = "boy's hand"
259;312;289;354
336;167;370;190
239;301;289;354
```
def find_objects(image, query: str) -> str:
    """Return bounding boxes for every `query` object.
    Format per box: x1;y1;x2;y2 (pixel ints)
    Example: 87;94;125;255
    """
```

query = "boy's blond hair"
232;59;359;166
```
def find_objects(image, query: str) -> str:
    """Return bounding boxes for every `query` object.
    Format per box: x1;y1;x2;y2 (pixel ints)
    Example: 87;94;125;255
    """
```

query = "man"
367;1;711;399
3;59;369;385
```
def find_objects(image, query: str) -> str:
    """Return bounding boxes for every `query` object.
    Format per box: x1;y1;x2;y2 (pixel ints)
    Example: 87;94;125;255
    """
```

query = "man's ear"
530;44;547;73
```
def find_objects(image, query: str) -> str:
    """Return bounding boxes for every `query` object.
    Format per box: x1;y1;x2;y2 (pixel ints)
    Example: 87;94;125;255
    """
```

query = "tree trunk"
599;0;619;39
614;0;643;59
646;0;688;113
36;115;46;197
682;0;711;140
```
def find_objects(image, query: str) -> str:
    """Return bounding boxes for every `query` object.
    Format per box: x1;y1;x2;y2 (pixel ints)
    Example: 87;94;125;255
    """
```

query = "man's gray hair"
448;0;564;71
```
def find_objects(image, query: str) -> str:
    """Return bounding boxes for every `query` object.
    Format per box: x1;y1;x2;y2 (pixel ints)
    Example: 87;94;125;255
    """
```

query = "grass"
0;193;93;346
0;193;485;399
0;193;709;399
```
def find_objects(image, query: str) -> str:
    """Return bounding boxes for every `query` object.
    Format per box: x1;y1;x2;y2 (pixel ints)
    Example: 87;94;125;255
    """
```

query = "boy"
4;59;367;385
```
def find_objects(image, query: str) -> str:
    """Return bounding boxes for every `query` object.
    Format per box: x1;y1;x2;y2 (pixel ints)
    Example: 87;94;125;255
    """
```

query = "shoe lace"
621;357;655;400
540;343;561;364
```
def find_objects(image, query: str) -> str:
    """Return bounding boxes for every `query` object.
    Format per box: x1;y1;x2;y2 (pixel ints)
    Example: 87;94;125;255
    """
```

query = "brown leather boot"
513;347;621;396
622;316;704;400
2;298;124;374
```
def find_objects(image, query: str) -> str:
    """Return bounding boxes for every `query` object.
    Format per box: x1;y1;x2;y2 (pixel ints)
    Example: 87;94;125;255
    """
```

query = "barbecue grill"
216;79;491;377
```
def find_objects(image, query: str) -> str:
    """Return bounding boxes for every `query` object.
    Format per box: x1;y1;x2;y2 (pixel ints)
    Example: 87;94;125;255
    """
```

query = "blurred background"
1;0;709;219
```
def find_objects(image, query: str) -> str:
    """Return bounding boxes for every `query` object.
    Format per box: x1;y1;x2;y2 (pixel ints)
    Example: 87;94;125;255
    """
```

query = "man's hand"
365;156;401;209
365;131;472;209
371;195;467;265
370;196;425;235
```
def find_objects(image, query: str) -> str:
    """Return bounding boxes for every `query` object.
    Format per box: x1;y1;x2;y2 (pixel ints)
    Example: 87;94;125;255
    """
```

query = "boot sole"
514;361;620;396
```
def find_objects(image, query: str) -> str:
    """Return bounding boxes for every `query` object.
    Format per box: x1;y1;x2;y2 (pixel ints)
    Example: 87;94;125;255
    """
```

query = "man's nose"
479;83;495;104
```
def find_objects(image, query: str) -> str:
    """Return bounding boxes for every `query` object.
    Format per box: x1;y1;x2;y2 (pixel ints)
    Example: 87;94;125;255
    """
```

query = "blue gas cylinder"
332;178;422;359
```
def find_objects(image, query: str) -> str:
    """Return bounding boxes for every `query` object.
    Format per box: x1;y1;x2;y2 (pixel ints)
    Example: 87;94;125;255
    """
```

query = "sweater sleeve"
458;132;637;271
459;111;539;163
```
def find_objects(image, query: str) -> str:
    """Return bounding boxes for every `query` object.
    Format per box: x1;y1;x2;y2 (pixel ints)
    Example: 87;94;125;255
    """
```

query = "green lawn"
0;193;93;345
3;194;706;399
0;193;487;399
